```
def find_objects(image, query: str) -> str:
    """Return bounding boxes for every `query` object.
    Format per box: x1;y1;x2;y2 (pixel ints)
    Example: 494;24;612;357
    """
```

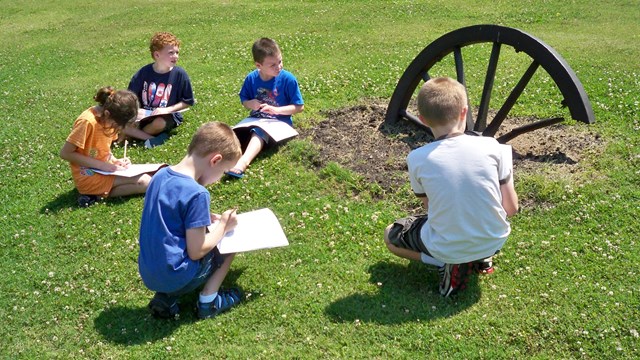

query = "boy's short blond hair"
252;38;281;63
149;32;181;59
417;77;467;126
188;122;242;162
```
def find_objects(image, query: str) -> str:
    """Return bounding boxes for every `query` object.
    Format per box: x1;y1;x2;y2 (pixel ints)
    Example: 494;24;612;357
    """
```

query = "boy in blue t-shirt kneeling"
138;122;243;319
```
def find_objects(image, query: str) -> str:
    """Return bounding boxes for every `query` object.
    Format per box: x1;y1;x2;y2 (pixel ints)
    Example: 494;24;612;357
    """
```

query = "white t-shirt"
407;134;512;263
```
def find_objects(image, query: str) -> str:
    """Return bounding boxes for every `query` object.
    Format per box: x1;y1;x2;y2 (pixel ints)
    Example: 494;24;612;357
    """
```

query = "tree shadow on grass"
325;262;480;325
94;268;258;345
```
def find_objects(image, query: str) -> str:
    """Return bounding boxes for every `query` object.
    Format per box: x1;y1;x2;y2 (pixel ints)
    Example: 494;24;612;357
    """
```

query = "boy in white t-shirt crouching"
384;77;519;297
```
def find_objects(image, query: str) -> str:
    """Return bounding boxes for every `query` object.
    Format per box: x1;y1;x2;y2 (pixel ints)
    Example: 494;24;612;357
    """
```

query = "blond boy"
384;77;519;296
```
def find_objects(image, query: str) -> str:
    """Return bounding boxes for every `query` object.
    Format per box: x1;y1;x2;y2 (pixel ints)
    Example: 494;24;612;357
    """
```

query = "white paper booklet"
136;108;188;123
91;163;167;177
215;208;289;254
233;117;299;143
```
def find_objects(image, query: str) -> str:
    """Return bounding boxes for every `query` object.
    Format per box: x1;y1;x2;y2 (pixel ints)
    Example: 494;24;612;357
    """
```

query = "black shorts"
387;215;434;256
138;114;178;132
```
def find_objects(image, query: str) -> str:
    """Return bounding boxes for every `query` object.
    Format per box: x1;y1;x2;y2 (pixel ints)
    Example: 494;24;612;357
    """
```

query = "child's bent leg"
123;124;153;141
109;173;152;197
197;254;242;319
229;134;264;174
384;224;422;262
141;117;167;136
201;253;235;296
384;220;443;266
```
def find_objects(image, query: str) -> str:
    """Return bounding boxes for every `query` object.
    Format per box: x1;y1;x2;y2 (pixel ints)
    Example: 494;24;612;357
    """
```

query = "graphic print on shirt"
250;87;278;119
141;81;172;109
79;147;100;176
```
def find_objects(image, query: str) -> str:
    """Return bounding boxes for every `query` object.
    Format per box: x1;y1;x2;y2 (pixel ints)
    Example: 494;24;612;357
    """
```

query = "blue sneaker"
197;288;242;319
144;132;170;149
148;293;179;319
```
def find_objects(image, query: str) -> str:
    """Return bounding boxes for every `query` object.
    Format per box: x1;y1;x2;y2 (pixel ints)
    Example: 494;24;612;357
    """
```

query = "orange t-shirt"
65;107;118;196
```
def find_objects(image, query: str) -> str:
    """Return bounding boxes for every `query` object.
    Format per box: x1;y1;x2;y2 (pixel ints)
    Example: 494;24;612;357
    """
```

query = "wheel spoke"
400;109;431;131
475;42;501;131
496;117;564;143
483;60;540;137
453;46;474;130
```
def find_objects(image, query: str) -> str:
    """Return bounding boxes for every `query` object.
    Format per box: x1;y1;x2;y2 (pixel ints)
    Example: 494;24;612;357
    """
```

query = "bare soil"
299;100;604;196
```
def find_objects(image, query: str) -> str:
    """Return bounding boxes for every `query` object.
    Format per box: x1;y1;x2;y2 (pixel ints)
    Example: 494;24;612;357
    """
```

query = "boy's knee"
143;117;166;135
139;174;152;188
383;224;393;243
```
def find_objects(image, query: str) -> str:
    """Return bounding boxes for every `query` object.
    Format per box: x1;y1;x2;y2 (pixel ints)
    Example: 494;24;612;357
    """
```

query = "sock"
421;253;445;267
199;291;218;304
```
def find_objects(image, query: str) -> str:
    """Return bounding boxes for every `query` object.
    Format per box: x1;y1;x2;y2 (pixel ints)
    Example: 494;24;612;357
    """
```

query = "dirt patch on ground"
299;100;604;197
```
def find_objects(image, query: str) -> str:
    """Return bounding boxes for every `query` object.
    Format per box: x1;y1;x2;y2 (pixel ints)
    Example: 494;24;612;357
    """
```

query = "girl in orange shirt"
60;86;152;207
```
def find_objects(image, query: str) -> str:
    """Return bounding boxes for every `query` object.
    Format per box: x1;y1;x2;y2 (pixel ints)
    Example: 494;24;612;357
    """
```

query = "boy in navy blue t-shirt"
126;32;195;148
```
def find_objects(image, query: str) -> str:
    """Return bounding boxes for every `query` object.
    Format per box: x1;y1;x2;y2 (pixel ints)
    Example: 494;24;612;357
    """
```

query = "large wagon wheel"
385;24;595;143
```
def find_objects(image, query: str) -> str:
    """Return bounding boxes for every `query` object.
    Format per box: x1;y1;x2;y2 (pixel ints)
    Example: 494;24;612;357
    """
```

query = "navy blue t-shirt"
128;64;195;125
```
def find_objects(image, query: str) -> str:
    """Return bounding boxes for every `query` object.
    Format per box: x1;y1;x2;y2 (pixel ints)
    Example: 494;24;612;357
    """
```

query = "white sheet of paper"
91;163;166;177
136;108;189;123
215;208;289;254
233;117;299;142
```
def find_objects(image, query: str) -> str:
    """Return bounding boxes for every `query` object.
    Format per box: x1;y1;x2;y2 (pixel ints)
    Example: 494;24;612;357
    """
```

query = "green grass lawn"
1;0;638;358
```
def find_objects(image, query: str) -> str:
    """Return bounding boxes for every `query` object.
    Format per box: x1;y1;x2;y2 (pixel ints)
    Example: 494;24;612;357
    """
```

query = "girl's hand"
103;162;119;172
113;158;131;170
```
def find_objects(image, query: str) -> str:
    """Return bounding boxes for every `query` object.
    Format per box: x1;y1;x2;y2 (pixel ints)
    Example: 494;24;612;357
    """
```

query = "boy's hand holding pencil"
211;208;238;234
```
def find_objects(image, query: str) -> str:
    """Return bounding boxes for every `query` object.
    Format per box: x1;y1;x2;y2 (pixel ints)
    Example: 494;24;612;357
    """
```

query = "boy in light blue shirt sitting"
226;37;304;178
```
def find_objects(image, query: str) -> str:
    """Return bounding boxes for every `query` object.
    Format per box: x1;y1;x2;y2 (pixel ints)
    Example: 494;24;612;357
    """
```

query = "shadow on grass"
93;268;257;345
39;189;144;214
325;261;481;325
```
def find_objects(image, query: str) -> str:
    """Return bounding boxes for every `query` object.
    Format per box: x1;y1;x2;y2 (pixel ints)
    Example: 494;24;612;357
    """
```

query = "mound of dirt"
299;100;603;195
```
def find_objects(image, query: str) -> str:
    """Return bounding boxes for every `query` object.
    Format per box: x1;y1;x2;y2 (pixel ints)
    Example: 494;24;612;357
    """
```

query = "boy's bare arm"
259;103;304;116
415;194;429;212
500;177;519;216
152;101;191;115
185;226;210;260
242;99;262;111
185;209;238;260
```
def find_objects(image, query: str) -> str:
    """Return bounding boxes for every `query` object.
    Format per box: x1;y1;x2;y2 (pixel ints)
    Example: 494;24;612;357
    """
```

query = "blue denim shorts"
167;248;225;297
250;127;270;144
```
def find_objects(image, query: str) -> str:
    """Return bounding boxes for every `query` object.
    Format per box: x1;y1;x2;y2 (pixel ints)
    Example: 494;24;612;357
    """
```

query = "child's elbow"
505;204;519;217
187;248;204;261
59;147;70;161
